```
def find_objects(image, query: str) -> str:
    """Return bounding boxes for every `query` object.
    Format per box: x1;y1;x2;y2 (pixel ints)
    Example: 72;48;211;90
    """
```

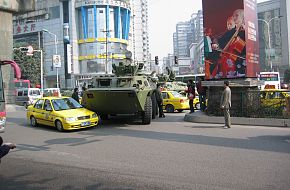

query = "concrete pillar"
0;11;14;103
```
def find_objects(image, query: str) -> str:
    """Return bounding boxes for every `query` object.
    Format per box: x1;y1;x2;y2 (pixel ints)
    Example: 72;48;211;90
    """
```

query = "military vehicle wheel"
177;109;183;113
142;96;152;125
151;93;157;119
166;105;175;113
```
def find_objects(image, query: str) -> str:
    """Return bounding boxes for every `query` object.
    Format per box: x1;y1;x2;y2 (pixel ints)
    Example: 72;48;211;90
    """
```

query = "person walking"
72;87;79;103
186;79;195;113
0;136;16;163
220;80;231;128
197;77;206;111
155;84;165;118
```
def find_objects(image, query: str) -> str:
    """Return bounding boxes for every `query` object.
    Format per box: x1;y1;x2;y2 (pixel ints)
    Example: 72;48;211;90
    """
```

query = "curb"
184;112;290;127
6;104;26;112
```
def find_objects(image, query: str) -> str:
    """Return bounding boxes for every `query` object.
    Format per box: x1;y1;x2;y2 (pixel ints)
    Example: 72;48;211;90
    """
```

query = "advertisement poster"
203;0;259;80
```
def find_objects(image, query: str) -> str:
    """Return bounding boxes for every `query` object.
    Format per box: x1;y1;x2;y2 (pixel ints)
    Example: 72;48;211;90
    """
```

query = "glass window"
24;90;28;96
29;90;41;96
18;91;23;96
34;99;44;109
49;6;60;19
171;91;183;98
51;98;82;111
43;100;52;110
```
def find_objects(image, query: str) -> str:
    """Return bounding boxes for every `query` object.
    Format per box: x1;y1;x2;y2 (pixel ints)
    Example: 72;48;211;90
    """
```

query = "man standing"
197;77;206;111
155;84;165;118
220;81;231;128
72;88;79;103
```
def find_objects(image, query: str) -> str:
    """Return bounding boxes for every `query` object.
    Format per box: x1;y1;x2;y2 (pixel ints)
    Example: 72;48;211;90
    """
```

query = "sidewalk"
184;111;290;127
6;104;26;112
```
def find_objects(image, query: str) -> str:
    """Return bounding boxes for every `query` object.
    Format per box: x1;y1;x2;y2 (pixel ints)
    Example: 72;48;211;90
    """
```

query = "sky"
148;0;270;59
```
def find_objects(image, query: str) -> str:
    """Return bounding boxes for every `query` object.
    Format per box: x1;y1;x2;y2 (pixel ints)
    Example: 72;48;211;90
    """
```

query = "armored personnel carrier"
81;59;157;125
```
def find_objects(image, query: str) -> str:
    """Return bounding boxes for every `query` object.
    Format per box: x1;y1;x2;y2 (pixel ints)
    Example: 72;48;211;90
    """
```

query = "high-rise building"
257;0;290;77
174;21;193;58
130;0;150;70
13;0;134;88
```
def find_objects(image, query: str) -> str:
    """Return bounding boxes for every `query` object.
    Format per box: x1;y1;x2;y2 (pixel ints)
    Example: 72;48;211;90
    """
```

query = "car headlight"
92;113;97;118
66;117;76;122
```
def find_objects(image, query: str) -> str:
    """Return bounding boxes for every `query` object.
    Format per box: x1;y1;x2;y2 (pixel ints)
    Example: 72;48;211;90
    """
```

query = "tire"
166;104;175;113
195;102;201;110
177;109;183;113
30;116;37;127
151;93;157;119
142;96;152;125
55;120;64;132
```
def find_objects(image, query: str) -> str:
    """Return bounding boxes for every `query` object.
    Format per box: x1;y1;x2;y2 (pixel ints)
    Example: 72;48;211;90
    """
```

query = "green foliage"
13;43;41;87
284;68;290;83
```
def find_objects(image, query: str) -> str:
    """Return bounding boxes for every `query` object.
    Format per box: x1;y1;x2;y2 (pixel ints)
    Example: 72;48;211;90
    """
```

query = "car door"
162;92;170;109
31;99;45;124
42;99;55;126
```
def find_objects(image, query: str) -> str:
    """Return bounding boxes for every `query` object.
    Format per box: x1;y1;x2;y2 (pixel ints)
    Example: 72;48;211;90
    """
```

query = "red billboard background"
203;0;259;80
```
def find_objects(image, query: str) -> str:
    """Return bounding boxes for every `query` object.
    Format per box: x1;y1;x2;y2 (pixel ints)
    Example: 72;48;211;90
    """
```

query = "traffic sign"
53;55;61;68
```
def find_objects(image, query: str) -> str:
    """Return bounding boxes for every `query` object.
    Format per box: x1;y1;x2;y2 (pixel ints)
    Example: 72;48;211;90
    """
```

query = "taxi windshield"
51;98;82;111
171;91;184;98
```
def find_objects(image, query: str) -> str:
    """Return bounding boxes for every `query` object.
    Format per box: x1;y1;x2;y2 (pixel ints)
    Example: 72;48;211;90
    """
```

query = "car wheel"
166;105;175;113
177;109;183;113
55;120;64;132
30;116;38;127
195;102;201;110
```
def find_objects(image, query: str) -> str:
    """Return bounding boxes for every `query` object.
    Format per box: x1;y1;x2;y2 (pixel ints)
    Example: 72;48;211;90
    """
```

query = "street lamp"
102;30;112;74
42;29;60;88
258;16;282;71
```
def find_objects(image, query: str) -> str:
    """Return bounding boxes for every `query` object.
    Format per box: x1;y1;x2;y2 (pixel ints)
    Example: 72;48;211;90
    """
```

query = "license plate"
81;121;91;126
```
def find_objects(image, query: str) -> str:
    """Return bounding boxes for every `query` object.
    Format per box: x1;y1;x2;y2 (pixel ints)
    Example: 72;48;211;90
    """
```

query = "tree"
284;68;290;83
13;43;41;87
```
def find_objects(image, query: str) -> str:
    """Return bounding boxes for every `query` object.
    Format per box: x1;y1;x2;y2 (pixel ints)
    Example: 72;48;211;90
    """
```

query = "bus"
259;72;280;90
175;74;205;84
0;60;21;133
14;79;30;89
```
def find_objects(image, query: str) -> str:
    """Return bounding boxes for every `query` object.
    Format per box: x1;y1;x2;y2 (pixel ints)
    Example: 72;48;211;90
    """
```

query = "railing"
206;90;289;119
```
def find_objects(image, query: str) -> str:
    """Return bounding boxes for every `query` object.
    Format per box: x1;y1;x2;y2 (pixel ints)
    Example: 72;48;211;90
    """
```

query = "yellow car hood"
55;108;94;117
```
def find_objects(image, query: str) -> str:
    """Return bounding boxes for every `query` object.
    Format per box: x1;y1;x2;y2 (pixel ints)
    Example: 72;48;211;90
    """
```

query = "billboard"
203;0;259;80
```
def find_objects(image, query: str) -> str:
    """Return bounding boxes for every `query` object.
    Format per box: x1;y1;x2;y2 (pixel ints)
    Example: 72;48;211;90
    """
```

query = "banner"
203;0;259;80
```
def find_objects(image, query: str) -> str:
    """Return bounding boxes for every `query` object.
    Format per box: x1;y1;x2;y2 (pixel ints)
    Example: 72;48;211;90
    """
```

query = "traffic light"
174;56;178;64
155;56;159;65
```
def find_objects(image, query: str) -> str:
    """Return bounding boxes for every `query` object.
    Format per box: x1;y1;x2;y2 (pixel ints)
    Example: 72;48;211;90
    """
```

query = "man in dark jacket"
155;84;165;118
72;88;79;103
0;136;16;162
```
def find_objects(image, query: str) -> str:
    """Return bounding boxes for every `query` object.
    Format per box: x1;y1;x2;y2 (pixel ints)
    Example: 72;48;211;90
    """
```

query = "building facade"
257;0;290;78
13;0;139;88
130;0;150;70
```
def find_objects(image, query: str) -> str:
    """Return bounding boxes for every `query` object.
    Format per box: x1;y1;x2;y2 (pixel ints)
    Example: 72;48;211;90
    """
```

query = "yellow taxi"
260;89;290;107
161;91;199;112
27;97;99;131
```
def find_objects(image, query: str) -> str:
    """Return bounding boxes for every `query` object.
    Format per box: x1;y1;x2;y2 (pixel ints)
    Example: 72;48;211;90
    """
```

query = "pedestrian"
197;77;207;111
186;79;195;113
72;87;79;103
0;136;16;163
155;84;165;118
220;80;231;129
